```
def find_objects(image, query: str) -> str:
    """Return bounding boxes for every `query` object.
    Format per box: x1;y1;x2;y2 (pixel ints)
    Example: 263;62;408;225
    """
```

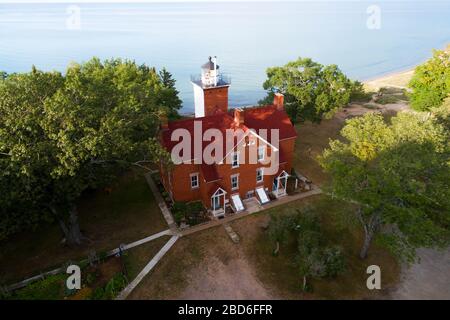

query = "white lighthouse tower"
191;56;231;118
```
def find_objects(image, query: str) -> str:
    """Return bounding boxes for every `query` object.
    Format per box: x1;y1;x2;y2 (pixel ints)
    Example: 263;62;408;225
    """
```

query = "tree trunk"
66;205;83;246
274;241;280;256
302;276;307;292
52;204;83;247
357;208;380;260
359;225;374;259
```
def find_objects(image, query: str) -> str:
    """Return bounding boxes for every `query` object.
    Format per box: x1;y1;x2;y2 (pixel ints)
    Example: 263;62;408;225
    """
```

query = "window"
257;146;265;162
232;152;239;168
190;173;199;189
256;168;264;183
231;174;239;190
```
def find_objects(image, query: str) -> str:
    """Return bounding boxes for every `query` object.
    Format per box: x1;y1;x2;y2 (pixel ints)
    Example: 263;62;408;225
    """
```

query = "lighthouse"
191;56;231;118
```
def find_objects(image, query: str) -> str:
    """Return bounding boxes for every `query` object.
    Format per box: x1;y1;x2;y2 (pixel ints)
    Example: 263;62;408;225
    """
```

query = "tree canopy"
260;57;355;123
408;48;450;111
0;58;178;243
320;111;450;262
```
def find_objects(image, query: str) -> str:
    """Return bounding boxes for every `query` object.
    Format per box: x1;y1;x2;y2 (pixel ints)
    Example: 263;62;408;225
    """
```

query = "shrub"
268;213;295;255
322;247;346;277
350;81;373;103
90;272;127;300
9;274;66;300
185;201;206;225
376;95;402;105
408;48;450;111
172;202;188;224
291;209;346;290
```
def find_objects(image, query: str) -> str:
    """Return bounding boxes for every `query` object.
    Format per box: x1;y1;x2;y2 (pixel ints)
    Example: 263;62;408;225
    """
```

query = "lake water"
1;1;450;113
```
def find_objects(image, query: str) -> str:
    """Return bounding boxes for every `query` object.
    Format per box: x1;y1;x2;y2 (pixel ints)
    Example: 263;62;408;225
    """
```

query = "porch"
185;186;322;236
271;170;289;198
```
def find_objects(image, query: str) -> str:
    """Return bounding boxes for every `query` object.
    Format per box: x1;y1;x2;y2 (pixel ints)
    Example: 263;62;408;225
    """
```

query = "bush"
322;247;346;277
185;201;205;225
376;95;402;105
9;274;66;300
172;201;205;226
291;209;346;288
408;48;450;111
379;87;405;95
350;81;373;103
268;213;295;255
172;202;188;225
90;272;127;300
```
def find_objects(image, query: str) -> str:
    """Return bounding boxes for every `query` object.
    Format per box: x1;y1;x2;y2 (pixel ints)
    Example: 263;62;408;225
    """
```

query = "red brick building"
159;57;297;217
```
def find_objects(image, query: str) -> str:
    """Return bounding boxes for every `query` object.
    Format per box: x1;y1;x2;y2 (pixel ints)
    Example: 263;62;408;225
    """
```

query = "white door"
211;195;220;210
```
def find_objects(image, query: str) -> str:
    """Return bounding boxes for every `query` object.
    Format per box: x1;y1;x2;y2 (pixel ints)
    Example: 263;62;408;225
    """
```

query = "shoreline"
363;43;449;91
362;64;416;83
363;67;415;92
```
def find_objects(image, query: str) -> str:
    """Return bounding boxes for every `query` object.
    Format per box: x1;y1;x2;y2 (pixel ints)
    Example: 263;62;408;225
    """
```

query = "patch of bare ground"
387;247;450;300
128;222;278;300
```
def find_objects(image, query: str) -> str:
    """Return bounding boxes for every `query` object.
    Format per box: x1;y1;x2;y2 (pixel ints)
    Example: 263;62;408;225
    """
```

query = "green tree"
294;210;345;291
267;213;293;255
431;95;450;131
260;58;354;123
320;112;450;261
0;58;175;244
158;68;182;120
408;49;450;111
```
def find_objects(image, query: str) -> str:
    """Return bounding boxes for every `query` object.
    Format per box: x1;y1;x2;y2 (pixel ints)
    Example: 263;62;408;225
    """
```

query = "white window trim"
257;146;265;162
231;174;239;191
231;151;240;168
256;167;264;183
190;172;199;189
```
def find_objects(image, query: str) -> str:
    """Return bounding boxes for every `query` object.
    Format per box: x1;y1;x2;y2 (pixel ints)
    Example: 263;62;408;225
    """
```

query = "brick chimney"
234;108;244;126
273;93;284;110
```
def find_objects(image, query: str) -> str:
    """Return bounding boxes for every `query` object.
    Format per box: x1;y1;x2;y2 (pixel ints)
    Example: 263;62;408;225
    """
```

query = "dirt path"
178;254;276;300
388;247;450;300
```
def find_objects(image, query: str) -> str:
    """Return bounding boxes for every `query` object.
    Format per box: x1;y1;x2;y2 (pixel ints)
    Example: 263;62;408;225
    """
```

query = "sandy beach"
363;68;415;92
364;43;449;92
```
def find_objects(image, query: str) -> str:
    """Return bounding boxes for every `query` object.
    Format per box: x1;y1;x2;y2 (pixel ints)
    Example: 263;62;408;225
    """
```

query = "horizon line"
0;0;440;4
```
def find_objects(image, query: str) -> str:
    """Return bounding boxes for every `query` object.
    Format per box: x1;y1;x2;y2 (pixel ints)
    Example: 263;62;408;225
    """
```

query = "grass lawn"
293;117;345;186
128;231;207;299
123;235;171;280
0;169;168;285
241;195;400;299
129;195;399;299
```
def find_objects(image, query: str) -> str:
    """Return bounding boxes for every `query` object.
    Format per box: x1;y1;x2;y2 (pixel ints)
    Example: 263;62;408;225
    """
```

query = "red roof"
161;105;297;158
238;105;297;141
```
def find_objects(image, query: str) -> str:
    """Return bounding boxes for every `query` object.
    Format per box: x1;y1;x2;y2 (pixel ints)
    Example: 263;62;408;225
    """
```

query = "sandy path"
178;254;276;300
388;248;450;300
178;219;277;300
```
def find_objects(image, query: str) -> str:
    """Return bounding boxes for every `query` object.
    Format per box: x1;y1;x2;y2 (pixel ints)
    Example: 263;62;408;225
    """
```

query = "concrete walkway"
106;229;173;256
116;235;179;300
144;172;177;231
180;187;322;237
